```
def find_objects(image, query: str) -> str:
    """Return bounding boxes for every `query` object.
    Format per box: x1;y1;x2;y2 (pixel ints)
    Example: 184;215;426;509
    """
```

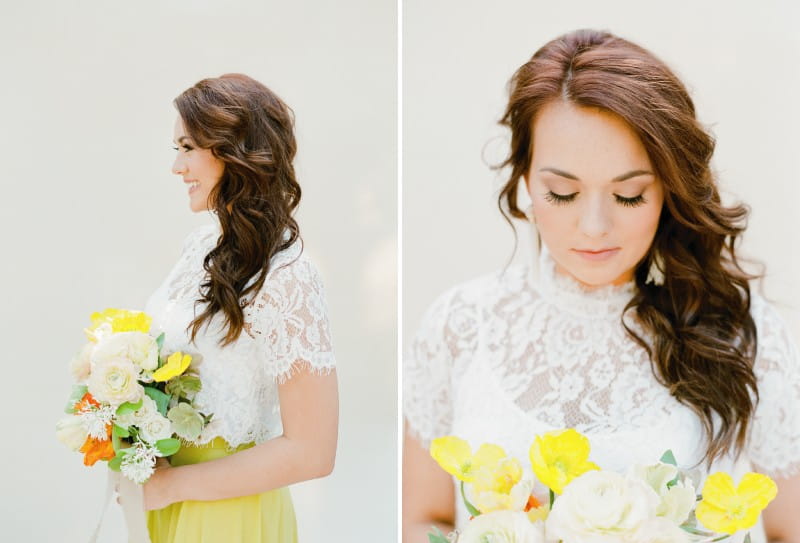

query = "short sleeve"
403;284;480;448
245;252;336;383
747;295;800;478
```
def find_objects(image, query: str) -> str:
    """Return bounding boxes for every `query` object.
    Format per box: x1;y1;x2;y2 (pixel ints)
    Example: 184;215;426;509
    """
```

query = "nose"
172;154;187;176
578;194;612;238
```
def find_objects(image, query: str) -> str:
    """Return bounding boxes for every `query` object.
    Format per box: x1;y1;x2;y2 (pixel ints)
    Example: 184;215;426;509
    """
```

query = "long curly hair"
174;73;302;346
497;29;759;465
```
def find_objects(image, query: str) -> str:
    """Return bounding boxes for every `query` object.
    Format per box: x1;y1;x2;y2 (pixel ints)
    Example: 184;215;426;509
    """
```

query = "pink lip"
184;179;199;194
572;248;620;261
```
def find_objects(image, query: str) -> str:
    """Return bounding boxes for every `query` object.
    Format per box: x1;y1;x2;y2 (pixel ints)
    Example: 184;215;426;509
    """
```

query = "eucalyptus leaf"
155;332;165;351
427;527;449;543
112;424;130;438
144;386;171;416
155;438;180;457
116;398;144;416
660;449;677;466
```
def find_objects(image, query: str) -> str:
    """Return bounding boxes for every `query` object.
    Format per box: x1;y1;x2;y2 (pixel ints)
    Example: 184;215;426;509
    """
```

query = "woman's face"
526;101;665;288
172;116;225;213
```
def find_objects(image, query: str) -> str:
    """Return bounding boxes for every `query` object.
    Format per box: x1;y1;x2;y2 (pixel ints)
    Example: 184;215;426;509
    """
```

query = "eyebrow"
172;136;191;145
539;167;654;182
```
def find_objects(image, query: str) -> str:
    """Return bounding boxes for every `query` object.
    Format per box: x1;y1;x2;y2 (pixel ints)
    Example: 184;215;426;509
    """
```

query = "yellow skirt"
146;437;298;543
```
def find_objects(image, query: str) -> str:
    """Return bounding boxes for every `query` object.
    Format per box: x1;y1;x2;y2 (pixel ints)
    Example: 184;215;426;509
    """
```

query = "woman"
403;30;799;542
142;73;339;542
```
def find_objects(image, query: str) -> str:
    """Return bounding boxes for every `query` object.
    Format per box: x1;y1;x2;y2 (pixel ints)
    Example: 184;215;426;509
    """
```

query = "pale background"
404;0;800;351
0;1;396;541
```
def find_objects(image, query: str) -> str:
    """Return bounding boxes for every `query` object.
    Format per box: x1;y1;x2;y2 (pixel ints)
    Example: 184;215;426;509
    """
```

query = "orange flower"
74;392;100;413
79;425;114;466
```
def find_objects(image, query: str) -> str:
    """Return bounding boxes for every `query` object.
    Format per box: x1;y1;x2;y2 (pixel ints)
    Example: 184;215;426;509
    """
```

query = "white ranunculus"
632;517;690;543
631;463;696;525
137;411;173;444
70;343;94;382
459;511;545;543
56;416;88;451
115;395;158;428
88;357;144;407
546;470;660;543
93;331;159;371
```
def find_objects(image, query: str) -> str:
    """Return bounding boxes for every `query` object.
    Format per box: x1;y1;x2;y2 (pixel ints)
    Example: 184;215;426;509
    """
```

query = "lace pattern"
404;247;800;537
145;221;335;448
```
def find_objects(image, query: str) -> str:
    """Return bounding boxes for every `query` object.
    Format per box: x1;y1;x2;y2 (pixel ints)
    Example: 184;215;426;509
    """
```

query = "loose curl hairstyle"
174;73;302;347
498;29;759;465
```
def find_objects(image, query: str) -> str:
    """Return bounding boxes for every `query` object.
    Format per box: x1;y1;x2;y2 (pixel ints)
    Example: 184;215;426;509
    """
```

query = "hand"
142;457;175;511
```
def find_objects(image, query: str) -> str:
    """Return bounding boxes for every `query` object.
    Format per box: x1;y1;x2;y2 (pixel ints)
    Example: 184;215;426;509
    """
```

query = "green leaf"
155;332;165;351
144;386;171;416
165;375;202;401
427;527;449;543
116;398;144;416
112;424;130;438
112;431;121;452
155;438;180;457
660;449;677;466
743;534;751;543
64;385;89;414
108;454;123;472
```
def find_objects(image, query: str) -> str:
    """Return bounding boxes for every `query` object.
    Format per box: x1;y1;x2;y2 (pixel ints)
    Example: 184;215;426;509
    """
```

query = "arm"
403;425;456;543
763;472;800;543
145;365;338;509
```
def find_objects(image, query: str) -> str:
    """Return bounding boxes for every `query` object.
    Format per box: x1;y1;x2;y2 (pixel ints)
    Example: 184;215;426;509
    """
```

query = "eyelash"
172;145;193;152
544;191;646;208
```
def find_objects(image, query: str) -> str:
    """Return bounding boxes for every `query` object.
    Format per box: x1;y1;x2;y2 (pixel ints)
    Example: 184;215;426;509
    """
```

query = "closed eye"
544;191;647;208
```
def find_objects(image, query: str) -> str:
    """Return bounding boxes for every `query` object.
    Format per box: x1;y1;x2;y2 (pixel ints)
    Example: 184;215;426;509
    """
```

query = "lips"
572;247;620;262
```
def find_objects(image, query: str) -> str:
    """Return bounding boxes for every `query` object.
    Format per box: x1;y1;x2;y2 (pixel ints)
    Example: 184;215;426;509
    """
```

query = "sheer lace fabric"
404;247;800;540
145;221;336;448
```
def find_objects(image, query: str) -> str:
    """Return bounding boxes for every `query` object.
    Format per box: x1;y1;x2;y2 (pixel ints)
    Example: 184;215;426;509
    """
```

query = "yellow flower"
152;352;192;382
529;429;599;495
696;472;778;534
85;308;152;341
430;436;506;482
473;457;524;494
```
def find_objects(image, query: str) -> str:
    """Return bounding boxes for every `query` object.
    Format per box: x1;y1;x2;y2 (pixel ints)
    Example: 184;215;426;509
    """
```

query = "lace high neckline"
532;245;637;317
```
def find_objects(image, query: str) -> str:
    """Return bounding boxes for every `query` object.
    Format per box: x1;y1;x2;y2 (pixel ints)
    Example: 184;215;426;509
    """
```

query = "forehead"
173;115;186;137
531;101;651;178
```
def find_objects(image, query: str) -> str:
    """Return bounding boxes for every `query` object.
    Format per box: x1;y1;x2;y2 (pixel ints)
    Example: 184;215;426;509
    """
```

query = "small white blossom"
77;404;115;440
120;441;160;484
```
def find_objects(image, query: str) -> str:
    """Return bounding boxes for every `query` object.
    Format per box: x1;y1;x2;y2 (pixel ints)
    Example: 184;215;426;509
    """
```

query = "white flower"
459;511;545;543
87;357;143;407
70;343;94;382
93;332;159;371
120;442;159;484
77;404;115;440
56;416;88;451
546;470;660;543
631;463;696;525
469;472;536;514
137;411;173;444
115;395;158;428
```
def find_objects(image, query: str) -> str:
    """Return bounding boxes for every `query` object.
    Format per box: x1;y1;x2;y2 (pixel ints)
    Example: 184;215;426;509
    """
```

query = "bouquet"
428;429;777;543
56;308;212;484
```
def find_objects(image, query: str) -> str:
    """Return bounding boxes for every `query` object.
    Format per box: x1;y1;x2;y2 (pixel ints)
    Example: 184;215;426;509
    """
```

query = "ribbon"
89;471;152;543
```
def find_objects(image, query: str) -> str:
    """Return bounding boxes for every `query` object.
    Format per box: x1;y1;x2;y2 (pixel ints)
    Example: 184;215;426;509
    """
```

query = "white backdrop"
403;0;800;350
0;1;396;541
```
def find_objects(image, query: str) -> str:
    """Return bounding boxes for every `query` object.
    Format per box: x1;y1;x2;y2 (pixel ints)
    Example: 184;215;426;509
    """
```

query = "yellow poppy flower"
430;436;506;482
85;308;152;341
696;472;778;534
152;352;192;382
528;428;599;495
472;457;523;494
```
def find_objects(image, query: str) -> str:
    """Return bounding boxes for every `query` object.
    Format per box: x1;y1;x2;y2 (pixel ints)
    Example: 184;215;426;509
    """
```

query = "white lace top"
145;220;336;448
404;247;800;542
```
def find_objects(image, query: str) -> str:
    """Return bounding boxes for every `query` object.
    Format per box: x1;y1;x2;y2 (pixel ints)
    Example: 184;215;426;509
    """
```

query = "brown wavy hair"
174;73;302;346
498;29;759;465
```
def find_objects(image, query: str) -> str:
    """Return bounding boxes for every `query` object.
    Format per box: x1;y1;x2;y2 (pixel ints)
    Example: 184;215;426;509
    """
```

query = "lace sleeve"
404;284;480;448
748;295;800;478
244;253;336;384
